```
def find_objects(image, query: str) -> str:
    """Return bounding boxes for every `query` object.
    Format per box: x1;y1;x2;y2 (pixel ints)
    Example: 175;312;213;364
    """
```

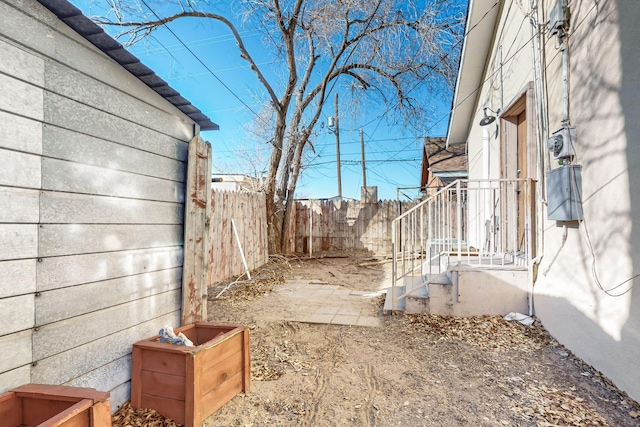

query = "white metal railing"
390;179;533;308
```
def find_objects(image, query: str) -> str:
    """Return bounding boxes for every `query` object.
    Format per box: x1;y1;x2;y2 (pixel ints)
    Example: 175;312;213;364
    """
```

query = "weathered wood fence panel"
181;135;212;325
207;191;269;285
289;199;417;255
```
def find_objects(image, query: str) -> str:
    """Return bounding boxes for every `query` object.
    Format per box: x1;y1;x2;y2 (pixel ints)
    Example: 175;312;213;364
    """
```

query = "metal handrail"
390;178;534;311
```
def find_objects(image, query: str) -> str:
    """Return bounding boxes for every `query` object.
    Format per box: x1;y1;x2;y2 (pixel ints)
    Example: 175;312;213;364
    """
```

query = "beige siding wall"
0;0;197;410
464;0;640;402
0;23;43;392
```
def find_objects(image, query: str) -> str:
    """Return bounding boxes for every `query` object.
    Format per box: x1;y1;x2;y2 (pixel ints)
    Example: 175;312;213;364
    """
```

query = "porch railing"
391;179;533;306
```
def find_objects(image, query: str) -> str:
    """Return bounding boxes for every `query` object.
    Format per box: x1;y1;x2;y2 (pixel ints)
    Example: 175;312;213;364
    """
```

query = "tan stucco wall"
534;0;640;402
462;0;640;402
457;268;529;316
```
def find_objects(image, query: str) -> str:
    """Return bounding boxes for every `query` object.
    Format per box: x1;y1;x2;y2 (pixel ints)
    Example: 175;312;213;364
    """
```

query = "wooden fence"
288;199;416;255
207;190;269;284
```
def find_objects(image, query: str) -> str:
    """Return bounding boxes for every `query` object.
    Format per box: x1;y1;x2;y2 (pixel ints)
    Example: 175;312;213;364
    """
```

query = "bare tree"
96;0;464;253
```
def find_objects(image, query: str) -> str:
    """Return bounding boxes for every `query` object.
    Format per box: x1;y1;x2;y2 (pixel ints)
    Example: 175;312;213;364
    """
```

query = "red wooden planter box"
131;322;250;427
0;384;111;427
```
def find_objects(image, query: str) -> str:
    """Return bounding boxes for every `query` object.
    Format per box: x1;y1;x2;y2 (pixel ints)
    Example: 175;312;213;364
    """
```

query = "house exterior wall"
0;0;198;409
466;1;536;184
534;0;640;403
462;0;640;402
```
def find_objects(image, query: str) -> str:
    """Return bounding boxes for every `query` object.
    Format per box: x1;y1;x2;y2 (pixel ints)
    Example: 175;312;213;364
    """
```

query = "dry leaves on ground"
111;402;180;427
511;385;610;426
404;314;640;426
408;314;556;351
209;255;291;303
250;322;317;382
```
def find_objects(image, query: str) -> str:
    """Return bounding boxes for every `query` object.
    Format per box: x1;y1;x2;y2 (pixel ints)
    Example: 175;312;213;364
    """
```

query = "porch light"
479;107;500;126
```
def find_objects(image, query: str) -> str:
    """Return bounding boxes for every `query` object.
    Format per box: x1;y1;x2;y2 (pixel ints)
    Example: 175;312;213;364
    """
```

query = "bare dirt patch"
113;251;640;426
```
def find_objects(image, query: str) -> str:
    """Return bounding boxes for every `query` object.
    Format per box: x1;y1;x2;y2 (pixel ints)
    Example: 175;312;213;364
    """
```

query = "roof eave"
37;0;219;132
445;0;500;148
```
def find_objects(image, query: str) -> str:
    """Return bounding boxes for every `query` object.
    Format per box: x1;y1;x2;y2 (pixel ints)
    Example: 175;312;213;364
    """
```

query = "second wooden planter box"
0;383;111;427
131;322;250;426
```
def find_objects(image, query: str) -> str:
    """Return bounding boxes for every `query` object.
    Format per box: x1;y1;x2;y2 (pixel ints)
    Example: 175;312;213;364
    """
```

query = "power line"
370;8;541;165
130;29;262;57
166;59;277;82
139;0;262;118
302;157;420;168
367;167;405;189
215;1;531;180
364;0;502;155
211;135;422;154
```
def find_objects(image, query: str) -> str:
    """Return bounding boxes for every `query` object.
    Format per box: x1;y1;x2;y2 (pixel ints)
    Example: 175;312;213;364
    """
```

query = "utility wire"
365;1;502;142
344;1;519;189
140;0;497;192
356;0;501;167
216;24;538;184
307;158;420;166
375;21;541;165
131;29;262;57
139;0;262;119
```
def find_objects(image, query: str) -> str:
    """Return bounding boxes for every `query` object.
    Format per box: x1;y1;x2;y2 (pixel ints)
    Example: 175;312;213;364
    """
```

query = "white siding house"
0;0;217;409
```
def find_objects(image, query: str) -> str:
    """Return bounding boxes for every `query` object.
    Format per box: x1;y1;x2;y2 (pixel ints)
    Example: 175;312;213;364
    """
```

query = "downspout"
482;126;491;252
528;0;547;316
483;122;491;182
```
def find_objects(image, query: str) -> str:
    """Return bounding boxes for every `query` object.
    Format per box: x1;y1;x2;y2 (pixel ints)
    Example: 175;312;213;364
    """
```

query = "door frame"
499;82;537;258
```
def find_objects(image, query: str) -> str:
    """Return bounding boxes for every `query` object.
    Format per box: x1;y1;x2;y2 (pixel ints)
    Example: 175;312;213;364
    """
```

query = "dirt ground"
115;251;640;426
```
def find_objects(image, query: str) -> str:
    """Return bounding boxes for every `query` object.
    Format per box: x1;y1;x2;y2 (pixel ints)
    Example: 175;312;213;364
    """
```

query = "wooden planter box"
131;322;250;426
0;384;111;427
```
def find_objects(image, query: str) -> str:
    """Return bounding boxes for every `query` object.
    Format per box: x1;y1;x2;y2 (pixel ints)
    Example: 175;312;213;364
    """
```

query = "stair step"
425;271;453;286
383;286;406;315
405;279;429;299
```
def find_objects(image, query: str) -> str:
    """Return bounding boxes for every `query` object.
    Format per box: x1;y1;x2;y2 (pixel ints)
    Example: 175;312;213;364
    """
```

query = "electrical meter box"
546;165;583;221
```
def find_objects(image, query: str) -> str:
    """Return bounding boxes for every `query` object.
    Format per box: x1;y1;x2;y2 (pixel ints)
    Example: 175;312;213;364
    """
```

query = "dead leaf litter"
113;252;640;427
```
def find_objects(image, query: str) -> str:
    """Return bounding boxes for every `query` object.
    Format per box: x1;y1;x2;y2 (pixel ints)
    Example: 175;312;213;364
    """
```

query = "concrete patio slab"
264;279;384;327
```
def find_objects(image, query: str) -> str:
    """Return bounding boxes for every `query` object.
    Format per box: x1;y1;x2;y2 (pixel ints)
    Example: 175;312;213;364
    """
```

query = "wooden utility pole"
334;93;342;197
360;128;367;187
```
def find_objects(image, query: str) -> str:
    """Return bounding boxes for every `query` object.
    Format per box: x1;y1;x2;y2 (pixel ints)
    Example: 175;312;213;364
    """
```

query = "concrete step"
383;286;406;315
405;276;429;299
425;271;453;286
385;270;456;315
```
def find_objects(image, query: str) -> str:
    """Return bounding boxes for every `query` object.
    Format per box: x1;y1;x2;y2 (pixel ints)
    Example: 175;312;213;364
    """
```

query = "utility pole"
360;128;367;187
334;93;342;197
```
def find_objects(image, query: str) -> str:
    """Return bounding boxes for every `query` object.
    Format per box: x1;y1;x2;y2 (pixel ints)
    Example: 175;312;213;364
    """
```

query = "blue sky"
72;0;463;201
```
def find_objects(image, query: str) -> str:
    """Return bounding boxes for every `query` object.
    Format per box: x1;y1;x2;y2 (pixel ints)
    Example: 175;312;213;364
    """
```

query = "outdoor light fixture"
479;107;500;126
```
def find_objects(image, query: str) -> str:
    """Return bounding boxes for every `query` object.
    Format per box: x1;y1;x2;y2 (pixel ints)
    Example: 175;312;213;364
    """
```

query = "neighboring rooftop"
37;0;219;131
420;137;468;190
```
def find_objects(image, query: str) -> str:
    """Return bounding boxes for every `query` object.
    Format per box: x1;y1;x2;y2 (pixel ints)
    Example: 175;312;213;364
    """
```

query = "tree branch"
97;11;282;112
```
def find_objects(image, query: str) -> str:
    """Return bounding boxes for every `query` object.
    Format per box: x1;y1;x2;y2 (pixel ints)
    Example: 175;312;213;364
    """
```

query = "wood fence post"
182;135;212;325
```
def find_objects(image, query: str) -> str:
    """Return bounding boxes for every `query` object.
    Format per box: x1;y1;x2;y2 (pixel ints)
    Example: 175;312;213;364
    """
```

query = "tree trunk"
279;137;306;252
275;139;296;204
266;114;287;254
